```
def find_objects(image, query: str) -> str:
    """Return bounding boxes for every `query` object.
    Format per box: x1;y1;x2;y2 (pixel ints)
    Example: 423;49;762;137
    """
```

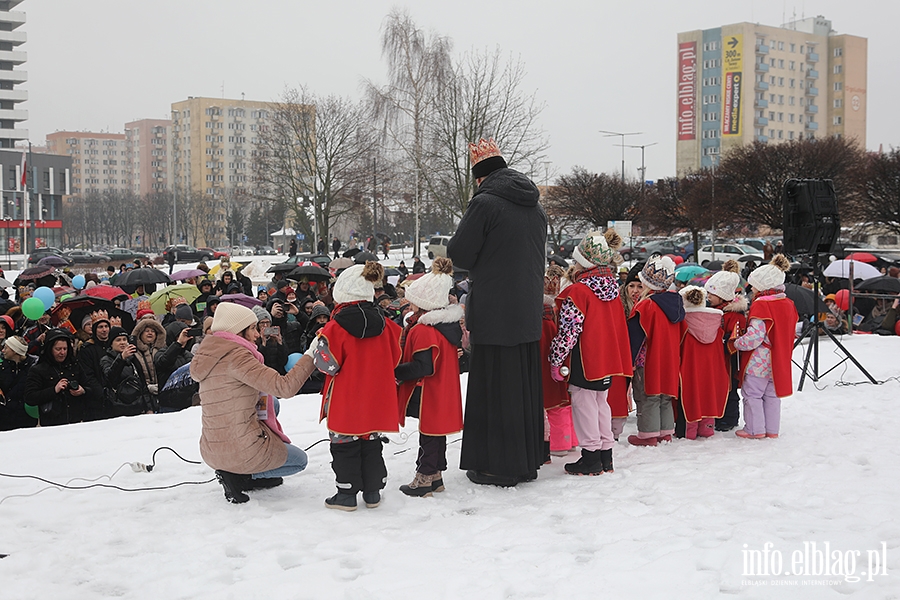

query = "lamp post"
620;142;659;196
599;130;642;183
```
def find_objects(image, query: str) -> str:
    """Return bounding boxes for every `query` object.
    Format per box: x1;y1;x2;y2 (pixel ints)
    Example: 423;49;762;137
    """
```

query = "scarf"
211;331;290;443
133;347;158;386
399;308;426;350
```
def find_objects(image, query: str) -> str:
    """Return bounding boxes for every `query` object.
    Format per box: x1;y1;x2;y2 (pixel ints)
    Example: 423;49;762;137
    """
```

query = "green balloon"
21;297;46;320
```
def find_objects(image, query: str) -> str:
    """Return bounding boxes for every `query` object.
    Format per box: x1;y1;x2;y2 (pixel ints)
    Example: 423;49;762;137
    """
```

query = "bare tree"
366;7;453;247
549;167;641;228
645;172;719;259
718;137;865;230
852;148;900;236
426;47;548;217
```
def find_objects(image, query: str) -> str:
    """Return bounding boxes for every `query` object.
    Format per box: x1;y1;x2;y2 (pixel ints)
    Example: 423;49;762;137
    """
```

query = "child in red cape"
312;262;402;511
395;257;464;497
542;264;577;460
678;285;730;439
731;255;798;439
550;230;632;475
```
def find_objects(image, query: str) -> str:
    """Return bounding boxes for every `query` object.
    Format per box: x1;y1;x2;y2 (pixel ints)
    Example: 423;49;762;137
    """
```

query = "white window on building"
790;43;796;52
789;96;796;106
770;58;776;67
788;114;795;123
834;47;843;57
770;76;776;85
777;129;784;139
789;78;795;88
833;116;843;125
779;59;785;68
834;82;843;91
779;95;784;104
778;41;785;50
769;111;775;120
834;98;843;108
778;77;785;86
834;65;842;74
788;131;795;140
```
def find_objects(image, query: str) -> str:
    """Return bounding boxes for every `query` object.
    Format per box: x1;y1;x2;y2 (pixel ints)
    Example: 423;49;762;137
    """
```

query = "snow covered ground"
2;332;898;598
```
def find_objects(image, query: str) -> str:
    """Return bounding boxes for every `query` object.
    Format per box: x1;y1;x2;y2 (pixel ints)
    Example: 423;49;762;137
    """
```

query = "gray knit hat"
251;306;272;322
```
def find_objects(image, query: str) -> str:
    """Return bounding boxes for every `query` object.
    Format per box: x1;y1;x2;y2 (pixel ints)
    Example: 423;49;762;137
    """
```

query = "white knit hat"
210;302;258;335
4;336;28;357
405;257;454;310
747;254;791;292
638;255;677;291
572;230;622;268
705;270;740;302
679;285;707;310
332;262;383;305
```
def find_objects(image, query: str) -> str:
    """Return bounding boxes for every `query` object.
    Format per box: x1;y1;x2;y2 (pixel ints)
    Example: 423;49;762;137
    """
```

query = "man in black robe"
448;138;547;487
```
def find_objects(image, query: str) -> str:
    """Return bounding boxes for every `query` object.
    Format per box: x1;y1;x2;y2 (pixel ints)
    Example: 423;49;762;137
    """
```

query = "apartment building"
124;119;171;197
46;131;129;196
0;0;28;149
676;15;867;174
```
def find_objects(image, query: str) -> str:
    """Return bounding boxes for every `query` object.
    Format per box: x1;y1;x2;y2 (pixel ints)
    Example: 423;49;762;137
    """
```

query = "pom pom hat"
747;254;791;292
573;229;623;269
332;261;384;305
638;255;677;291
704;260;741;302
210;302;258;335
679;285;707;310
405;257;454;310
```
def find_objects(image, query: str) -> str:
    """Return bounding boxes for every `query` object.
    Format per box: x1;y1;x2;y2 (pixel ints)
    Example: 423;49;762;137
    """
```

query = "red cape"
606;376;631;419
632;297;681;397
319;317;402;436
722;310;747;388
397;322;464;436
680;313;730;422
739;297;798;398
541;313;570;409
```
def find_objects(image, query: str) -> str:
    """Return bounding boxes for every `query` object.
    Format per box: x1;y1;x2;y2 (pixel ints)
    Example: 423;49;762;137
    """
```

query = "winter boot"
215;470;251;504
543;440;551;465
431;471;446;493
362;491;381;508
685;422;699;440
564;449;604;476
735;429;765;440
698;418;715;438
245;477;283;491
628;434;658;447
399;472;434;498
325;492;358;511
599;449;614;473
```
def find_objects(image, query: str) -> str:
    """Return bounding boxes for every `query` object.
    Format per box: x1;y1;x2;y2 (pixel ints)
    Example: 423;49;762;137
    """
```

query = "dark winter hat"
309;304;331;321
108;326;129;341
174;304;194;321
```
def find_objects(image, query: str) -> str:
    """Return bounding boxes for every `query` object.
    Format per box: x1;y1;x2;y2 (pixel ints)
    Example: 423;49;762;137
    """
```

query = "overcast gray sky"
23;0;899;182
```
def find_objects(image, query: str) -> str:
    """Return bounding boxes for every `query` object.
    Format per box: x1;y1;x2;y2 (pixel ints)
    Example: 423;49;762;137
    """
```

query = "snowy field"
2;328;899;598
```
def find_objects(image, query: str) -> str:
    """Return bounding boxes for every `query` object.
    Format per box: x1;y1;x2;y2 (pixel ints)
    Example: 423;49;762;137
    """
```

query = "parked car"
255;245;278;255
279;253;332;269
231;246;254;256
554;237;583;259
27;247;66;265
426;236;452;260
162;245;214;263
630;240;687;262
106;248;149;263
63;250;111;264
697;243;763;266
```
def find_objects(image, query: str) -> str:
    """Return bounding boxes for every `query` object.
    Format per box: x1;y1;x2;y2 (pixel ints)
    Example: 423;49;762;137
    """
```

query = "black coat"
23;330;94;426
447;168;547;346
0;354;38;430
101;350;155;416
76;336;112;421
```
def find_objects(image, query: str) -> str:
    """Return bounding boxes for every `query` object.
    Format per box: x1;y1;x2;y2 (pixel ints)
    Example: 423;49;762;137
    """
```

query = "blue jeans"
251;399;308;479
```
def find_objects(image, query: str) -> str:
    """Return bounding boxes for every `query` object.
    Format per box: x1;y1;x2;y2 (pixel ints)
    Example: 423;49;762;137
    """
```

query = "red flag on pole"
19;151;26;189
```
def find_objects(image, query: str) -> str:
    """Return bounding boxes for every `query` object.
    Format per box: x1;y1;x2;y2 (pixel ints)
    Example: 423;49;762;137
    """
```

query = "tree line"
546;137;900;250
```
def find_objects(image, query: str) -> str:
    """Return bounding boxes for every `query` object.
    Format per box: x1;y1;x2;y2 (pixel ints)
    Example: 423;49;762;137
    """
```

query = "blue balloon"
285;352;303;372
72;274;86;290
33;286;56;311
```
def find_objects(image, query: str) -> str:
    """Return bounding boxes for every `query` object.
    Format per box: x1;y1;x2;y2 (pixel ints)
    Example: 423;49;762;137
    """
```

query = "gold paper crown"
468;138;502;166
90;310;110;324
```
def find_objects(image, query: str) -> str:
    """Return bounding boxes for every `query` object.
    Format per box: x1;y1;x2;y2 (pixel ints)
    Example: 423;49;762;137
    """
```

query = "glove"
550;365;565;382
304;339;318;360
146;383;159;395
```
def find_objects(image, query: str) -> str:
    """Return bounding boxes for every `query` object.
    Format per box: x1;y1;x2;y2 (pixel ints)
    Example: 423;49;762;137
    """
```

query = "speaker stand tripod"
792;255;877;391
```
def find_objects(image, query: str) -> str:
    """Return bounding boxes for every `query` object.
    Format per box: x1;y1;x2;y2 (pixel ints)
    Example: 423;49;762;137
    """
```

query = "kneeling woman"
191;302;315;504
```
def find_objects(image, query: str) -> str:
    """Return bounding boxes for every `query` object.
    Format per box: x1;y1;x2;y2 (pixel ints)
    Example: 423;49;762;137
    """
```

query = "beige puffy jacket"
191;334;314;474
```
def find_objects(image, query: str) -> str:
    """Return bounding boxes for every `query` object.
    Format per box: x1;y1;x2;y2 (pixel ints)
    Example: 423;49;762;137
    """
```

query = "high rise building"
0;0;27;149
676;15;867;175
124;119;171;197
46;131;129;196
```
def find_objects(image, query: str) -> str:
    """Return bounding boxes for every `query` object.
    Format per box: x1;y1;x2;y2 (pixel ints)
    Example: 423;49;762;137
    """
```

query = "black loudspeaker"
782;178;840;255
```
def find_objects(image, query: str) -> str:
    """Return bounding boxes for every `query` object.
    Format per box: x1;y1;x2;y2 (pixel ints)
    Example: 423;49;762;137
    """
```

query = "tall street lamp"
599;130;642;184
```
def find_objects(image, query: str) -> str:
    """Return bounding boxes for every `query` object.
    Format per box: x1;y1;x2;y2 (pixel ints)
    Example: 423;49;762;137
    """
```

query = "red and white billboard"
677;42;697;141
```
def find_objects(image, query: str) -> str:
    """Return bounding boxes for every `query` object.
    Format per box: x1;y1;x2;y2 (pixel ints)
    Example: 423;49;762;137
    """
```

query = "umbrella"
208;260;250;276
784;283;818;317
384;267;401;277
220;293;262;309
148;283;203;315
736;255;764;263
328;257;355;271
83;285;130;302
704;260;724;271
0;277;12;288
16;265;56;281
674;266;708;282
855;276;900;294
115;268;172;287
267;262;300;274
287;263;332;282
846;252;878;263
50;296;134;333
38;255;70;267
343;248;361;258
169;268;207;281
674;261;701;270
823;259;881;280
353;251;379;264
